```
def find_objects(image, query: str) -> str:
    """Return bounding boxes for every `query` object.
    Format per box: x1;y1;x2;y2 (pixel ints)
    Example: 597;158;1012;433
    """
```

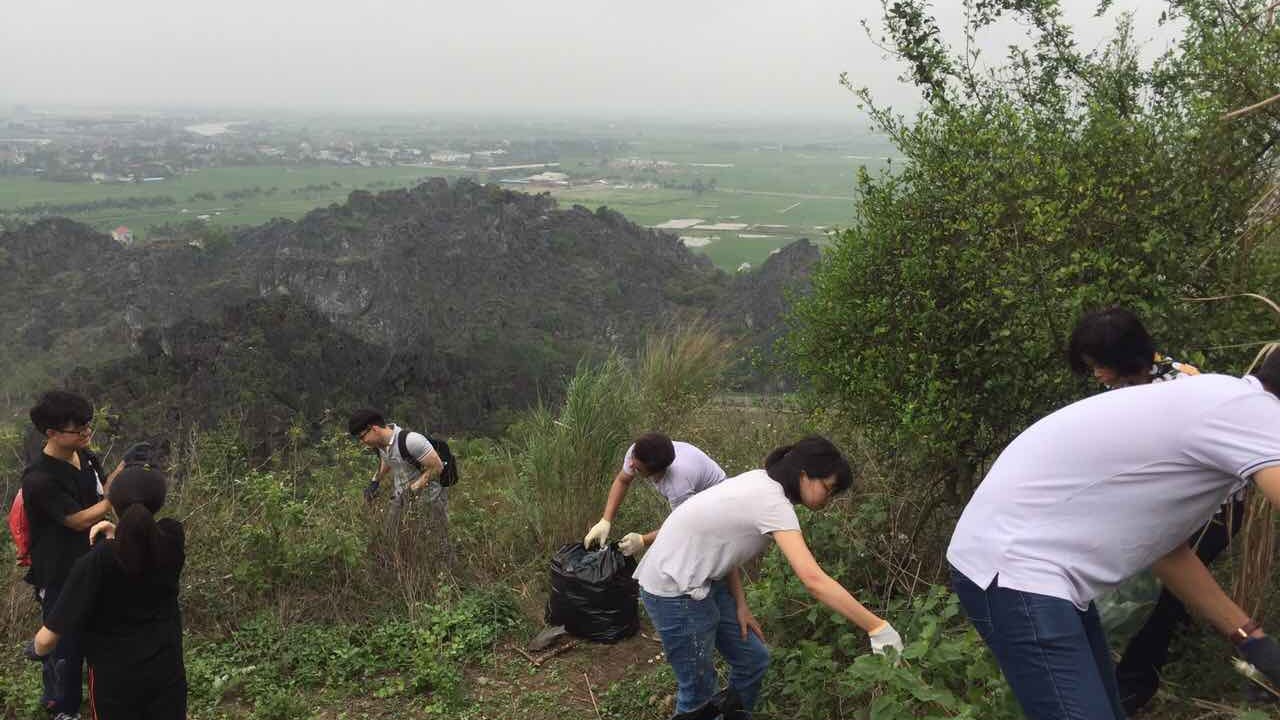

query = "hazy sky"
3;0;1176;119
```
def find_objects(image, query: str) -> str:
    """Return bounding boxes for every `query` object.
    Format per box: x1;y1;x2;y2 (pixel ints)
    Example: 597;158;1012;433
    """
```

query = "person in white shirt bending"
583;433;726;556
948;348;1280;720
634;435;903;716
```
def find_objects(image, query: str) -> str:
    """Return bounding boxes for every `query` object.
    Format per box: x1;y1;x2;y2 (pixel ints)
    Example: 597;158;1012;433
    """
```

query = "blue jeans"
41;583;83;716
642;580;770;714
951;567;1125;720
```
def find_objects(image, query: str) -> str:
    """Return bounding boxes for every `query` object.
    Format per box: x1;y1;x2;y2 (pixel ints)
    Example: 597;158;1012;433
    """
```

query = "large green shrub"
788;0;1280;507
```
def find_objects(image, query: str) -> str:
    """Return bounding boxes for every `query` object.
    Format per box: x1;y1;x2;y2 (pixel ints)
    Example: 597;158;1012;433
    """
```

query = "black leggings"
1115;495;1247;683
89;667;186;720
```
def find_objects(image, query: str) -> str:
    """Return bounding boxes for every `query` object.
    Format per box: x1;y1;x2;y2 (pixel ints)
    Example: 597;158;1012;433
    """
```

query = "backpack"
8;490;30;567
9;451;106;567
397;430;458;487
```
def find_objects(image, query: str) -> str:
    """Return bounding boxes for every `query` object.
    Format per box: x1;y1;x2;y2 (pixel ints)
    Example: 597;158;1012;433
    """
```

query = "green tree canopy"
788;0;1280;503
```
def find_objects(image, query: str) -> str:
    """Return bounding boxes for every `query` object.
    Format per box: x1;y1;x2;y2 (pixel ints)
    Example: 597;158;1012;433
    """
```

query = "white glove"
618;532;645;556
583;519;611;549
869;622;903;655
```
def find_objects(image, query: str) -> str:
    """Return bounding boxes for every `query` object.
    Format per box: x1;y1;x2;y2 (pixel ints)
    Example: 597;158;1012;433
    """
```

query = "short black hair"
1067;307;1156;377
632;432;676;472
347;408;386;437
29;390;93;435
764;435;854;504
1252;345;1280;399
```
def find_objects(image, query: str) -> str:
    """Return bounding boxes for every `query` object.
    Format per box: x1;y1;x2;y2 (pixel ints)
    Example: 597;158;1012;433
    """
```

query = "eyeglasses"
51;424;93;437
353;426;374;442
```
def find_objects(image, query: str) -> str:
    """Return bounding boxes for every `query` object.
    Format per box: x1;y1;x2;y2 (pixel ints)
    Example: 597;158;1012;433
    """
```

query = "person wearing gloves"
634;435;903;716
948;347;1280;720
584;432;726;557
24;466;186;720
348;409;448;557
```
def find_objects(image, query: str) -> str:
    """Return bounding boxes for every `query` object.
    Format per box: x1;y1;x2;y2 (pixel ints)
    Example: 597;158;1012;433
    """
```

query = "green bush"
787;0;1280;510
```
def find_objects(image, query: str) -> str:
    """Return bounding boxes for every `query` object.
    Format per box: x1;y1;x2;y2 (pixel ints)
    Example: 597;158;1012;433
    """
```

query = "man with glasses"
347;408;448;559
21;390;123;719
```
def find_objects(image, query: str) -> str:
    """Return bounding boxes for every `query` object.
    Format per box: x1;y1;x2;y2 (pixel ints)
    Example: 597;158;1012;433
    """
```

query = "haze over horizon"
4;0;1176;122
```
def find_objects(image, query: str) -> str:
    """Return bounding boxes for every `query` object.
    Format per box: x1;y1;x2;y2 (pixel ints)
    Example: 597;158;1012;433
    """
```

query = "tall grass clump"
635;320;732;430
510;354;639;554
506;324;734;557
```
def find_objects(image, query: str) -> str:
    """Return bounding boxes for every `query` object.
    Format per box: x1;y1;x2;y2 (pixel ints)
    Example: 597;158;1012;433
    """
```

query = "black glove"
21;640;43;662
363;479;380;503
1239;636;1280;686
123;442;154;467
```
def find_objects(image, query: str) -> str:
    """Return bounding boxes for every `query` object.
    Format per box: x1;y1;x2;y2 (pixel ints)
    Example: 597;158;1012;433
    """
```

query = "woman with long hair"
25;466;186;720
633;435;903;716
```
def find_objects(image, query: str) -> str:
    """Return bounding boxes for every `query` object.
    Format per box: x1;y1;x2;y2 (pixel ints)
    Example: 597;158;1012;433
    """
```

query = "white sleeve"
1184;394;1280;480
754;493;801;535
404;432;435;463
620;444;637;477
697;452;726;492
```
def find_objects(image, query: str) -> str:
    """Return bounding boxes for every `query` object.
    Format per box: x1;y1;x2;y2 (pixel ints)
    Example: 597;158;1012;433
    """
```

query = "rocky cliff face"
0;179;817;439
715;238;822;390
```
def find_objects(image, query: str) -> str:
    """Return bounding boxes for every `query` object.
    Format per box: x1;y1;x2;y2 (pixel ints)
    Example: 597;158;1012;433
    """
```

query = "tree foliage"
789;0;1280;501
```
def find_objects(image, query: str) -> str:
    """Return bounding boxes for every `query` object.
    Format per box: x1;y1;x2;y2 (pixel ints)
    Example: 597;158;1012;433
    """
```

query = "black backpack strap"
396;429;424;473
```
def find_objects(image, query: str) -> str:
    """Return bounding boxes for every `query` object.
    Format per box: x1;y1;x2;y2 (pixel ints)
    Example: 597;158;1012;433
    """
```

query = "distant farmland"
0;143;888;270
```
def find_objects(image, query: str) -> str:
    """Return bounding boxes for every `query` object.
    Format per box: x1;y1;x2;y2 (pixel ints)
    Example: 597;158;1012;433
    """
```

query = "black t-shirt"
21;450;104;589
45;519;185;688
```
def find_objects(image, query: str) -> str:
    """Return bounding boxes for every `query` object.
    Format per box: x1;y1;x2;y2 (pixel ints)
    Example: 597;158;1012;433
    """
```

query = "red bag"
8;490;30;567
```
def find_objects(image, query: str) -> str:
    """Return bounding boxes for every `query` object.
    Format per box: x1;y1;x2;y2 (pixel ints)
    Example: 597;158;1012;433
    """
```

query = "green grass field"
0;165;474;239
1;138;883;269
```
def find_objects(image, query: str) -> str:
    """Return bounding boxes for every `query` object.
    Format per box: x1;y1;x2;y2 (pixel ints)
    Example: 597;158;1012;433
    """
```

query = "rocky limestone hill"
0;178;819;440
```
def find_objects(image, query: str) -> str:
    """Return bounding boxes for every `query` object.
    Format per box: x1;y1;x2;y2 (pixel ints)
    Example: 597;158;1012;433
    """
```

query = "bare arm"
601;471;634;522
773;530;886;633
376;459;391;481
34;626;59;656
727;565;764;640
1154;467;1280;639
61;499;112;532
409;450;444;492
1152;544;1257;637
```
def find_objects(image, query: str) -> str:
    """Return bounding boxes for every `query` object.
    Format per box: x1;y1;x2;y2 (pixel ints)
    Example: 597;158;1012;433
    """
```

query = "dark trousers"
40;583;83;716
952;567;1125;720
1115;496;1246;706
89;667;187;720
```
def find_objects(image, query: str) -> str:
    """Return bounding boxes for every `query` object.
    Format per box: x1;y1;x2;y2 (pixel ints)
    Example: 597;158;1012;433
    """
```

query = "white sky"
1;0;1178;119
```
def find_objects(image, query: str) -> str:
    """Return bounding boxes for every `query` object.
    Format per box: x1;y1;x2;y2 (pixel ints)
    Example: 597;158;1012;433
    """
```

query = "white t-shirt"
634;468;800;599
948;374;1280;610
622;441;726;510
377;424;435;497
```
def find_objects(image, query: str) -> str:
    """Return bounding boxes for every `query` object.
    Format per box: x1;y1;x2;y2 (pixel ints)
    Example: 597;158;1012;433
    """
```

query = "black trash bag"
670;688;747;720
545;542;639;643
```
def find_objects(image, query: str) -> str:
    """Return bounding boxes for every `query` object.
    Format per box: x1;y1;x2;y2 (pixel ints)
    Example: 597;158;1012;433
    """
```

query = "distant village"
0;109;626;185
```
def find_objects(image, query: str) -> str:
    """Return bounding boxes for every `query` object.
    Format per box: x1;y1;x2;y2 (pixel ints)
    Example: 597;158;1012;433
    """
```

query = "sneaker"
51;714;79;720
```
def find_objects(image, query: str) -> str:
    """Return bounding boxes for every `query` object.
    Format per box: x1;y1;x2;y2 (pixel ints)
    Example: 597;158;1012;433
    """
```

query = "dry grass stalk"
1232;657;1280;699
1181;294;1279;619
1221;91;1280;121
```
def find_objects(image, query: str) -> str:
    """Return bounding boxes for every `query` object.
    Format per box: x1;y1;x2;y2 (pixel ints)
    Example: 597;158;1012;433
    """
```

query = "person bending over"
949;348;1280;720
634;436;903;716
583;432;725;557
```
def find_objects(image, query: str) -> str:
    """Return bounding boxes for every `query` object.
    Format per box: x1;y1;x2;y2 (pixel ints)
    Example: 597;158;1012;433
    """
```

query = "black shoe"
1118;672;1159;715
670;688;747;720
